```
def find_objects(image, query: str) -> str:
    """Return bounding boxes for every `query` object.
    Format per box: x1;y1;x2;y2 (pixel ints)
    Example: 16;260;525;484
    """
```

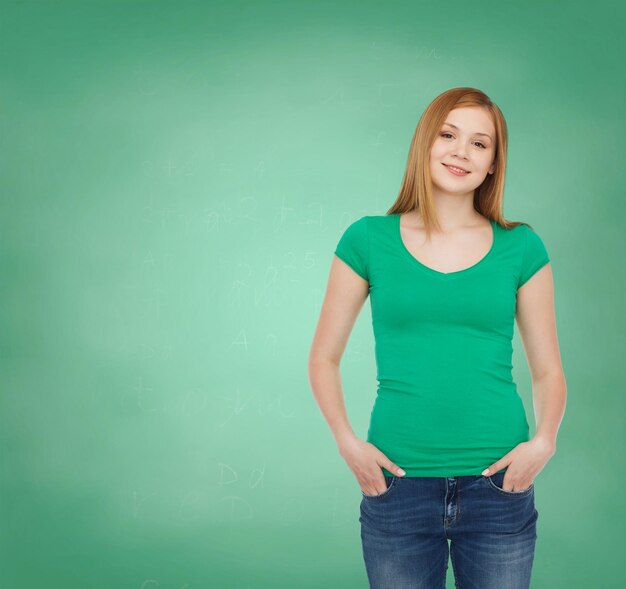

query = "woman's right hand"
338;435;406;496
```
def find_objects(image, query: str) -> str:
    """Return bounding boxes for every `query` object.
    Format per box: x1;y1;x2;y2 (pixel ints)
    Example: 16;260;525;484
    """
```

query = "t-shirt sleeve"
518;225;550;288
334;216;370;280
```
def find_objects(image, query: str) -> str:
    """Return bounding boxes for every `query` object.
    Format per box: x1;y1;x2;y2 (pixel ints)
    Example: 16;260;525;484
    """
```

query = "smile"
443;164;470;176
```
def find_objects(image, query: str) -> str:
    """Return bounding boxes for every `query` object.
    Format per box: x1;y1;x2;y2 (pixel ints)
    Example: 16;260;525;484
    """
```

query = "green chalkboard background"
1;1;624;587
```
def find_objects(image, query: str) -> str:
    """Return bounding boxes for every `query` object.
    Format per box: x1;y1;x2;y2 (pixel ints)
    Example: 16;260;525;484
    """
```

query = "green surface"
1;1;624;587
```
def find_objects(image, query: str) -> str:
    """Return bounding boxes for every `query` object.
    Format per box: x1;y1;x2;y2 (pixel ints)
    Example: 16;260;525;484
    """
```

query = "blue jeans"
359;472;538;588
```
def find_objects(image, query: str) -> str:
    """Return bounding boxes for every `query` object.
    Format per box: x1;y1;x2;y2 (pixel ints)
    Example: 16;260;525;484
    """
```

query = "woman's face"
429;106;496;195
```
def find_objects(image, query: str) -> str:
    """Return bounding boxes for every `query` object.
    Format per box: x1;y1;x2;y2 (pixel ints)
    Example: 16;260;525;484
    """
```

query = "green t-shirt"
334;213;550;477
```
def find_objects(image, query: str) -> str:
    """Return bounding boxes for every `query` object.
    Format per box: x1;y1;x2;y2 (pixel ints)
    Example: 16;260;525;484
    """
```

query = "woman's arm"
515;262;567;450
308;256;406;494
481;262;566;489
308;256;369;450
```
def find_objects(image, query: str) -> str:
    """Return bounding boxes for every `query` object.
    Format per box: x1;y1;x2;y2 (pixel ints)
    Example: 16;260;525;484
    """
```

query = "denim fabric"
359;472;538;588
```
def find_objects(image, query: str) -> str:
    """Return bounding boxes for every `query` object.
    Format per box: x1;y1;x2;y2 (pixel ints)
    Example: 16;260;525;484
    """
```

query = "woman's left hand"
481;436;557;491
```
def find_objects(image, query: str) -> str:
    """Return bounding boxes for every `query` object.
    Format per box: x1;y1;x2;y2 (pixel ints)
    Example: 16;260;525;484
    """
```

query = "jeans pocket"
486;472;534;496
361;475;397;499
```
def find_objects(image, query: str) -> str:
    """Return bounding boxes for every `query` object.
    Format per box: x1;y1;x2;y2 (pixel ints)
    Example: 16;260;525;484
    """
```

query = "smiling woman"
309;87;566;589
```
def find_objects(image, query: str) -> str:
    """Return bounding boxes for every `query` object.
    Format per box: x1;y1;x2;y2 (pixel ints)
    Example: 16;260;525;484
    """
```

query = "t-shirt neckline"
395;213;497;279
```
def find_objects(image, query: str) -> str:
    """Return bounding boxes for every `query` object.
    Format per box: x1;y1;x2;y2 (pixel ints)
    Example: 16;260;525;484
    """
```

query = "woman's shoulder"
497;219;540;233
340;213;396;232
361;213;398;227
496;219;545;244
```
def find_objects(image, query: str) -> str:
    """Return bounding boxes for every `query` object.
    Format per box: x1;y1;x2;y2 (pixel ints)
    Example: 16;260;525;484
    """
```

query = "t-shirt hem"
381;466;508;478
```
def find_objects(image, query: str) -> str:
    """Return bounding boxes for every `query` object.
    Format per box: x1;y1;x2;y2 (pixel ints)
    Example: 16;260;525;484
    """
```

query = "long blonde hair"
386;87;531;234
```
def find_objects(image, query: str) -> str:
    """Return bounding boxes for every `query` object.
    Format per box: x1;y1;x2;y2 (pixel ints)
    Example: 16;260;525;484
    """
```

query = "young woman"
308;87;567;588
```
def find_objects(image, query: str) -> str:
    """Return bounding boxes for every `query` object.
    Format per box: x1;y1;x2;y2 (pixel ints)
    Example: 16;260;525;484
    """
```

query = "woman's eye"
440;133;487;149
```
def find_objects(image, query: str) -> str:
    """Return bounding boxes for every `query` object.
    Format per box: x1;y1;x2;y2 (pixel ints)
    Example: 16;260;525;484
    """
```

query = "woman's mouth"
443;163;470;176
